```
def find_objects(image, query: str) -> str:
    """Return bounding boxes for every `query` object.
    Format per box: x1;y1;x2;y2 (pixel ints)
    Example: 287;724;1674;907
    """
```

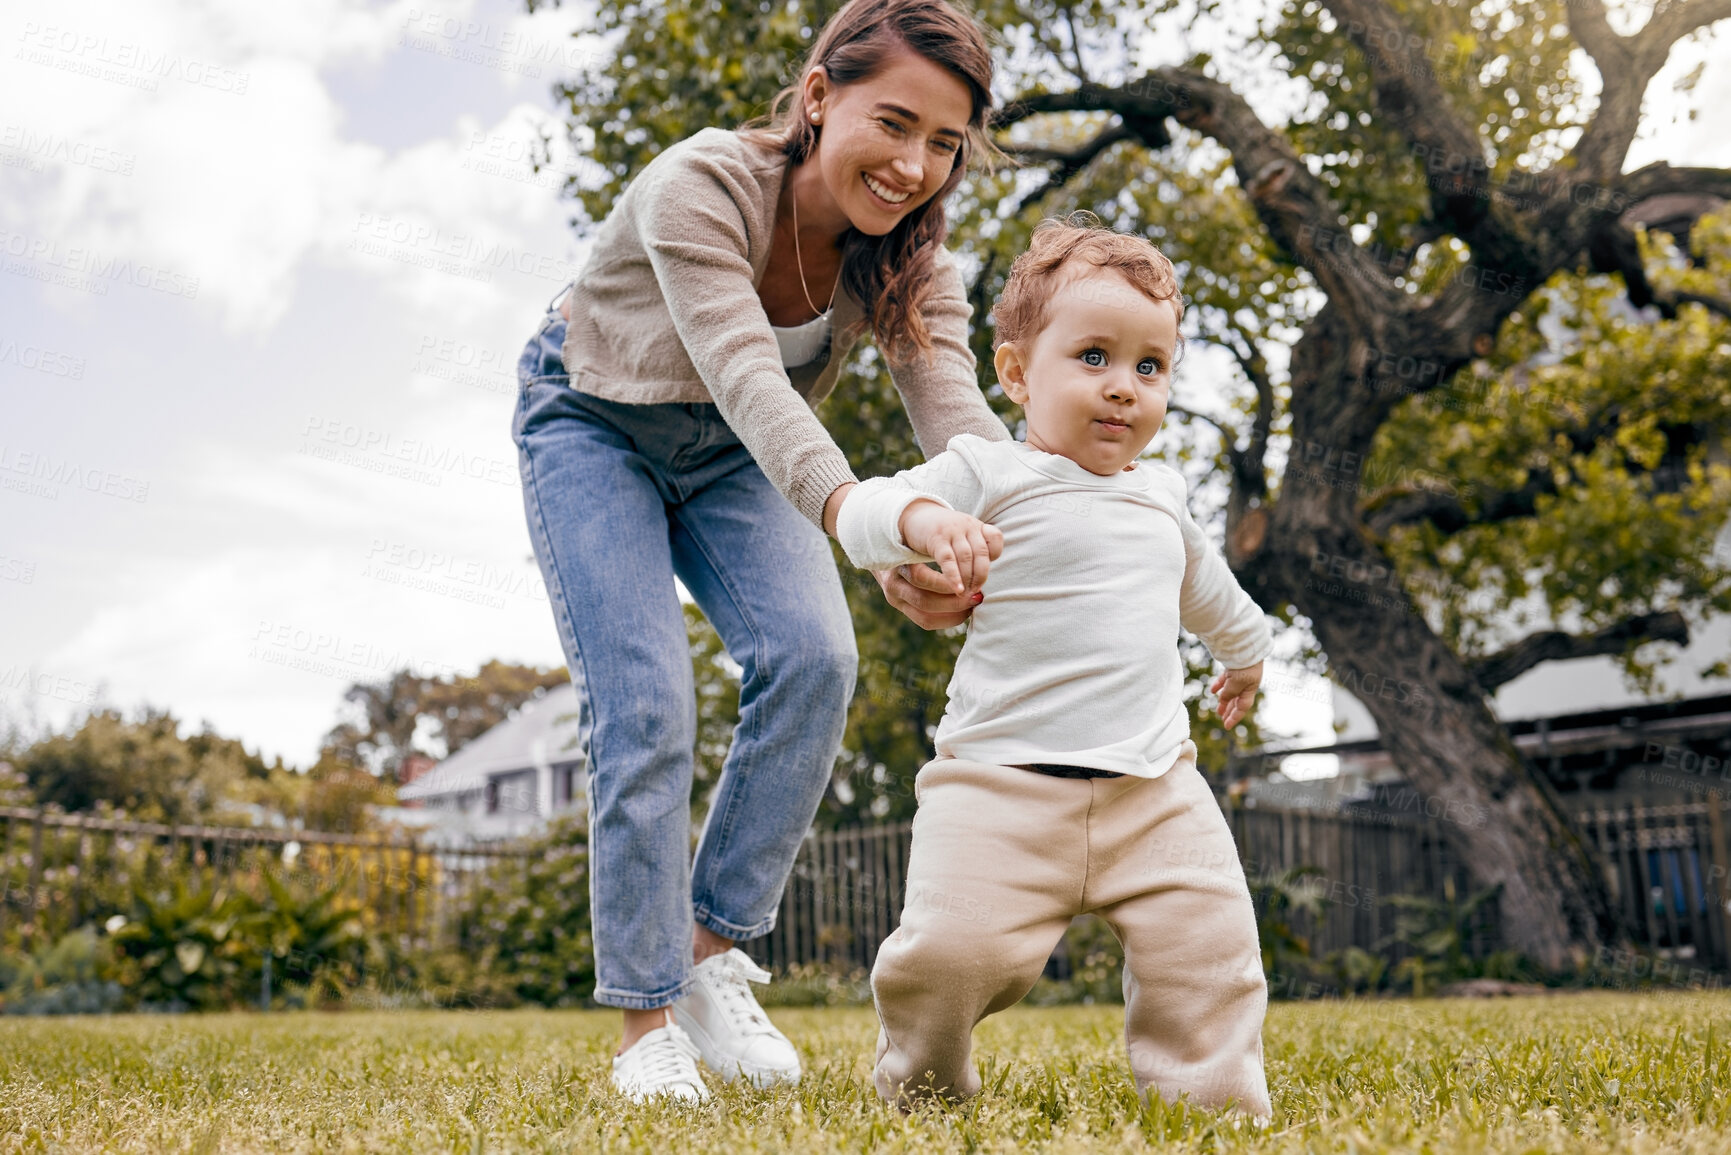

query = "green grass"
1;993;1728;1152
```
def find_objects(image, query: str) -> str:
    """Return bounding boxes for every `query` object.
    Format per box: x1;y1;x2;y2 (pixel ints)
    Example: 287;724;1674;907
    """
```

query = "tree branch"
1570;0;1731;181
1322;0;1490;232
1469;611;1691;691
1234;339;1276;503
1167;403;1239;447
1361;397;1689;536
1661;288;1731;321
999;121;1135;197
1061;3;1091;85
1614;164;1731;208
1363;473;1556;537
996;71;1404;331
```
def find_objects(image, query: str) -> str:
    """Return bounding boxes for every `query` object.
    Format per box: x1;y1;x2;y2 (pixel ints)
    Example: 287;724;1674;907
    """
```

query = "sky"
2;0;1728;774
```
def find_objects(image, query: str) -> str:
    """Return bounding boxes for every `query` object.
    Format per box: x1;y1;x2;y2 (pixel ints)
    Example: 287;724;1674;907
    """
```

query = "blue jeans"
511;298;858;1009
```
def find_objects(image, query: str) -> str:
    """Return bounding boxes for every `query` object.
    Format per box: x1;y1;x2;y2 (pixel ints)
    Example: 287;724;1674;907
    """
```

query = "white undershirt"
769;311;831;368
836;434;1274;779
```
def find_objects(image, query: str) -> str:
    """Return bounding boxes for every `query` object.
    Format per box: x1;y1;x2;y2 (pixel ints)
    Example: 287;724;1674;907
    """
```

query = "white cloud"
1;0;595;331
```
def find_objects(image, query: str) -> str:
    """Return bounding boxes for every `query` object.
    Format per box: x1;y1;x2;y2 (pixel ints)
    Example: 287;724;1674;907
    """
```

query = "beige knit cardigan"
560;127;1010;531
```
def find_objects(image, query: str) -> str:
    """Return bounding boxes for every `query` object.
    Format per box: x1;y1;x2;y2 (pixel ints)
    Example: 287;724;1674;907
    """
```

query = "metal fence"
749;798;1731;975
752;820;913;973
1576;800;1731;968
8;796;1728;976
0;806;536;951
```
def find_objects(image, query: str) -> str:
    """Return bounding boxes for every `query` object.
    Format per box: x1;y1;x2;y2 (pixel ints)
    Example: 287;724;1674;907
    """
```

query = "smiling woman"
506;0;1009;1106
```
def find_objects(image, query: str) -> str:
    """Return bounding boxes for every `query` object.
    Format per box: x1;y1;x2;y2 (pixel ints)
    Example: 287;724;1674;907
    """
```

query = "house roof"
397;683;587;800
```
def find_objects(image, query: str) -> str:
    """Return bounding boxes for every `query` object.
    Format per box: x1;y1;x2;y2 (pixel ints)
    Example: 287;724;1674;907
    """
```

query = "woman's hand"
872;563;980;630
1209;661;1263;729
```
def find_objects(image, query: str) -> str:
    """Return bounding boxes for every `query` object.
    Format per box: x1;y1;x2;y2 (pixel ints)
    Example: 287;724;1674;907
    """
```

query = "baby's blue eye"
1138;357;1161;375
1081;349;1106;367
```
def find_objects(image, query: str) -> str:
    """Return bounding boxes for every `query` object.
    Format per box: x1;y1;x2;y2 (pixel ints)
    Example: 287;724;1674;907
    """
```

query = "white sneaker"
671;948;801;1087
610;1021;710;1104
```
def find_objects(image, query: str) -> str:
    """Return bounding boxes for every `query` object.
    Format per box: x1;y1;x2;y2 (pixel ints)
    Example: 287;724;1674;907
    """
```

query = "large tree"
533;0;1731;965
7;706;295;825
322;660;570;779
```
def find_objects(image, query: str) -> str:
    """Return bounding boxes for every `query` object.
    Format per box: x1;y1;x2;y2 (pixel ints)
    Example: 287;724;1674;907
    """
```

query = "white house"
395;683;588;842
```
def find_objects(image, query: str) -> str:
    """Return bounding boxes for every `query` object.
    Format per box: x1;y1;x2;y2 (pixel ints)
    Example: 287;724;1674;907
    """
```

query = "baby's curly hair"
991;212;1185;359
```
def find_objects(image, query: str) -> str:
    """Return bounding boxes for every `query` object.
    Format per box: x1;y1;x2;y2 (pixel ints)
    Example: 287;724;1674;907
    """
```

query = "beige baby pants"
870;740;1271;1118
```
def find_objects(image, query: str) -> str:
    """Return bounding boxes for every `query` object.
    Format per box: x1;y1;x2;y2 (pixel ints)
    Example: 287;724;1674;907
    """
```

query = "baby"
835;217;1273;1118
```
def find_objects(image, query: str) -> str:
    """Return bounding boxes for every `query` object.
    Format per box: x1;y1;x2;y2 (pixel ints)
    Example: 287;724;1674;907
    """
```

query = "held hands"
897;498;1003;599
1209;661;1262;729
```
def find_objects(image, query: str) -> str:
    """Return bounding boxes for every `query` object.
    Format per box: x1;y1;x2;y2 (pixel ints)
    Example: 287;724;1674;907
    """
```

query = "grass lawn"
1;992;1727;1152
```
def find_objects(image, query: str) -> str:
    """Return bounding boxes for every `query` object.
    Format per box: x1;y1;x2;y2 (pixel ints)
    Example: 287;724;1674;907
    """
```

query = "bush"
1026;916;1126;1006
754;962;873;1007
0;926;125;1015
450;812;594;1006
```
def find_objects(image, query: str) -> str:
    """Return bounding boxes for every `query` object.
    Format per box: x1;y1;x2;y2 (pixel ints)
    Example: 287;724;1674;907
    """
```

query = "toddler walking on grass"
835;216;1274;1118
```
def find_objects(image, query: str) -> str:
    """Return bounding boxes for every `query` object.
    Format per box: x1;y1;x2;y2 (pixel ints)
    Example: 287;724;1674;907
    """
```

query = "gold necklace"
789;178;838;320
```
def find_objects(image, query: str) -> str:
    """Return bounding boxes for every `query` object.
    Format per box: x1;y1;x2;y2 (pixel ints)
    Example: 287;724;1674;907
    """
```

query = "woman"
511;0;1008;1102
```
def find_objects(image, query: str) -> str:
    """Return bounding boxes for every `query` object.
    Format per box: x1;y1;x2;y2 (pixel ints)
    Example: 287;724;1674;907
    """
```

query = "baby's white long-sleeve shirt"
836;433;1273;779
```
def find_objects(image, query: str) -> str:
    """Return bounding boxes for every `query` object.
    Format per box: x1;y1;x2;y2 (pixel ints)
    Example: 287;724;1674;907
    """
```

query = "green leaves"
106;872;365;1011
1371;216;1731;688
449;812;594;1006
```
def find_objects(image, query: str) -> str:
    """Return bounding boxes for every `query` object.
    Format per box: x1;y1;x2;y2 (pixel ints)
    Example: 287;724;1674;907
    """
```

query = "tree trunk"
1247;307;1621;969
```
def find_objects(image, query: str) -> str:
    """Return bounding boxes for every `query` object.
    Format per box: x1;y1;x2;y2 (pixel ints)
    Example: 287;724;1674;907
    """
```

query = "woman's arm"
865;252;1008;627
883;250;1013;454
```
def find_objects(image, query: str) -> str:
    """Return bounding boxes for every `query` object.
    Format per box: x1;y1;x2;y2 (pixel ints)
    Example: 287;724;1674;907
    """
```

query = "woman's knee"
762;619;857;705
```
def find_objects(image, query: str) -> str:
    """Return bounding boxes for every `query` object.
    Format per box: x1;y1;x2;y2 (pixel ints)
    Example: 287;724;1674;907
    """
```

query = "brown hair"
992;212;1185;360
741;0;1000;366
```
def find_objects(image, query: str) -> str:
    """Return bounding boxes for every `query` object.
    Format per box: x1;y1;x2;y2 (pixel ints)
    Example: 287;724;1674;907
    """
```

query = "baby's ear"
993;342;1028;402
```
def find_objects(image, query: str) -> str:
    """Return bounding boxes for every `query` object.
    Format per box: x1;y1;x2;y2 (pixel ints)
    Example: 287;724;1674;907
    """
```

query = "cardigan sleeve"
884;249;1012;454
632;143;858;530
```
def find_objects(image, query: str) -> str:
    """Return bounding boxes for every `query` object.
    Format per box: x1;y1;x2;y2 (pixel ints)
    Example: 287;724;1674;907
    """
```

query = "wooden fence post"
21;807;47;945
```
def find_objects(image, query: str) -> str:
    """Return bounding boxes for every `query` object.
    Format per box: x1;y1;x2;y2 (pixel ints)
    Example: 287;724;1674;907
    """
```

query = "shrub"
0;926;125;1015
450;812;594;1006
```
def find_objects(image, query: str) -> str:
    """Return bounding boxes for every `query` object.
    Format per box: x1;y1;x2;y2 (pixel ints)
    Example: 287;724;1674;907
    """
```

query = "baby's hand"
1209;661;1262;729
898;498;1003;597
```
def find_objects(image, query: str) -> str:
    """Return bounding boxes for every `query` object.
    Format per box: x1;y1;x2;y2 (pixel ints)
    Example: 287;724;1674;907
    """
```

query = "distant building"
394;684;588;842
1234;690;1731;814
